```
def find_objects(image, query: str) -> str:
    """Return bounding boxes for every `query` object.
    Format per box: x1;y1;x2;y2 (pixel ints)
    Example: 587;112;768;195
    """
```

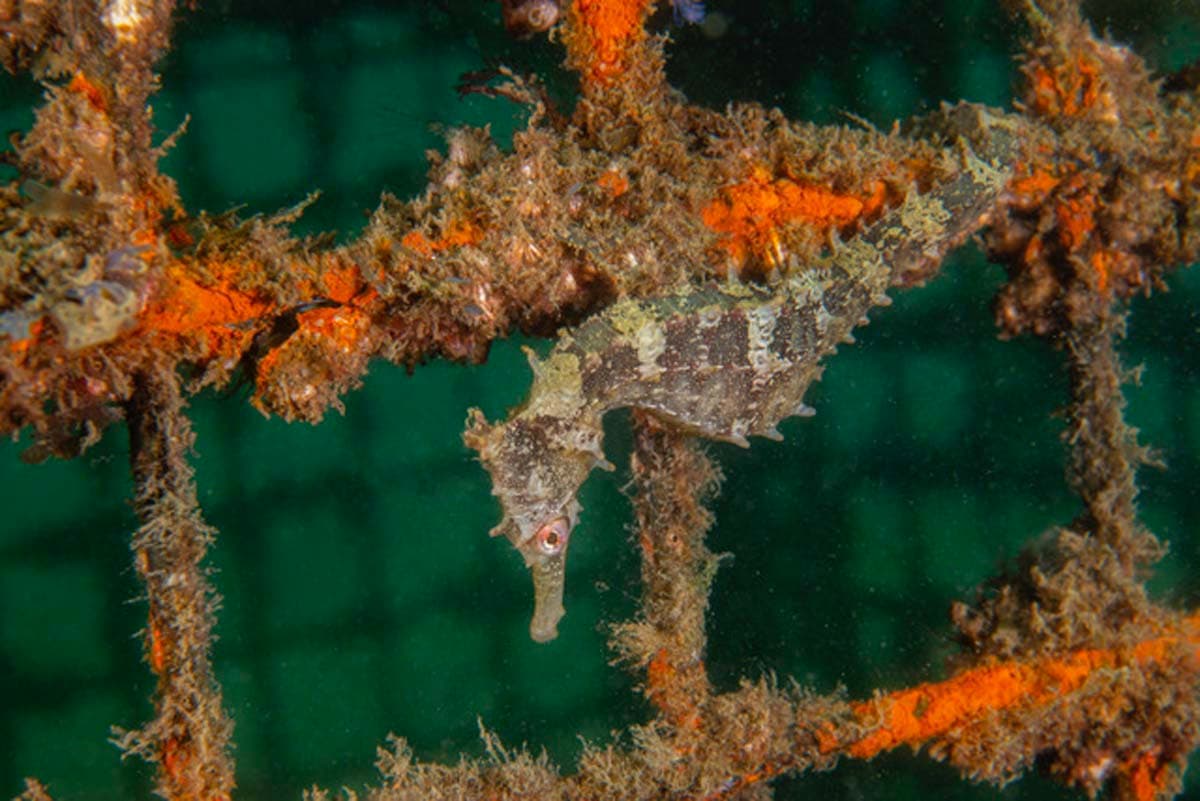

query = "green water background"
2;1;1199;799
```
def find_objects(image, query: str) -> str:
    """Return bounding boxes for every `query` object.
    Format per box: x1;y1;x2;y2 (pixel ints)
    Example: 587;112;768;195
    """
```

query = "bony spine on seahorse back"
465;125;1013;641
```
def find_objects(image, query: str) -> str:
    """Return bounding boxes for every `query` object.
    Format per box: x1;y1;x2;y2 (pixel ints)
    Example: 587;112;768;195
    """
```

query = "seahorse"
465;117;1015;642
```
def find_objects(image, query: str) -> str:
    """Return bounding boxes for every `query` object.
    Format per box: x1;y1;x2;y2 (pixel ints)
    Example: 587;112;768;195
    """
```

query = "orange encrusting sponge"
847;617;1198;759
717;616;1198;801
701;166;884;267
136;261;277;364
839;612;1200;801
567;0;654;86
1028;56;1104;119
400;220;484;257
138;262;273;336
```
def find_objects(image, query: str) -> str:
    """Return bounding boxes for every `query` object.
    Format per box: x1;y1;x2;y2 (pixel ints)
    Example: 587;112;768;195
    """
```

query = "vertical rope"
114;367;235;801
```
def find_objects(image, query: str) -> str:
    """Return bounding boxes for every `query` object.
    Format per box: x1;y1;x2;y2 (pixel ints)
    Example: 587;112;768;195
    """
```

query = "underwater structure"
1;0;1199;799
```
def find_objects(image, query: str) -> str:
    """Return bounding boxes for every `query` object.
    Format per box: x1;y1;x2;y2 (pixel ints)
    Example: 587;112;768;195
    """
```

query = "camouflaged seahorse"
466;119;1015;642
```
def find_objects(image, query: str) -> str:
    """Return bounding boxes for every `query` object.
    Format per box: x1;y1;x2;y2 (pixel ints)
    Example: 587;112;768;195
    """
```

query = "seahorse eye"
535;516;571;555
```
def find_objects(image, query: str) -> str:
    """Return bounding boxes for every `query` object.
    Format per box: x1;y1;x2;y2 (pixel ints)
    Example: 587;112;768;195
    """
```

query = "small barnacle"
467;282;497;323
566;182;586;216
438;127;498;190
500;0;561;39
104;0;147;43
446;126;495;171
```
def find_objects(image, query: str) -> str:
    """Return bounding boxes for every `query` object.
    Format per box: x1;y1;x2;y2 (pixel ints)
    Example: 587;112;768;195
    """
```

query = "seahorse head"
464;408;607;642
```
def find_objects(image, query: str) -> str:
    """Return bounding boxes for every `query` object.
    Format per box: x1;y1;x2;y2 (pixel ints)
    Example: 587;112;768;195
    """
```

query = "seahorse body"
466;128;1012;641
